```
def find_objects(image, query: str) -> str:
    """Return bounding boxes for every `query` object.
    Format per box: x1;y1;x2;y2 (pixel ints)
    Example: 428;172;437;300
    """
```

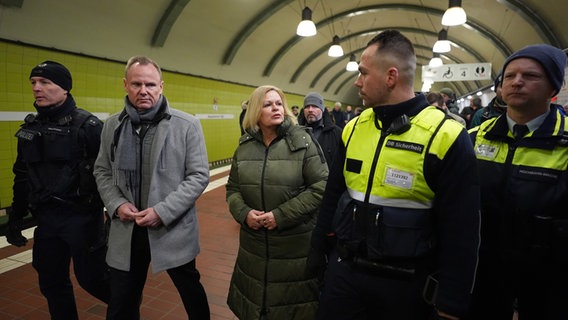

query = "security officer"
468;44;568;319
308;30;480;320
12;61;110;319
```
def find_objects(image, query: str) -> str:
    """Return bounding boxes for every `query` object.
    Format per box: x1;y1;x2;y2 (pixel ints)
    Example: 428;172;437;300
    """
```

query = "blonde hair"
242;85;297;132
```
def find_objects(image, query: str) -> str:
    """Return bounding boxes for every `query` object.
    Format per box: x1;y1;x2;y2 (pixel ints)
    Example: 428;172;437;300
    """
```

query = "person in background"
426;91;466;127
226;85;328;320
297;92;343;168
331;101;346;128
469;73;506;128
344;105;355;125
12;61;110;319
354;106;363;116
309;29;480;320
94;56;210;320
468;44;568;320
461;97;482;128
291;105;299;117
239;99;248;135
440;87;460;114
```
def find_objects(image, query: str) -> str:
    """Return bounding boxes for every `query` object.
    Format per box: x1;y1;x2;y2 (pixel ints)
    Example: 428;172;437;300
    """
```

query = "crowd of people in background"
5;27;568;320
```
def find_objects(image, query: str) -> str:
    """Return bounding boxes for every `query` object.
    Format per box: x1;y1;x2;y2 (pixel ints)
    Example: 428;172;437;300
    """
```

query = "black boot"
6;219;27;247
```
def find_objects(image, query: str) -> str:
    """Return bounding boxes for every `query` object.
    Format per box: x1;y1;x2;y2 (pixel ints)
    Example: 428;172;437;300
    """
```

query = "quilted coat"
226;117;328;320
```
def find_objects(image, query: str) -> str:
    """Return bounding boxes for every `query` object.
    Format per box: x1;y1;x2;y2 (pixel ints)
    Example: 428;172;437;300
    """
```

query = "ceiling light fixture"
429;52;443;67
328;35;344;57
441;0;467;26
296;7;317;37
433;29;451;53
346;54;358;71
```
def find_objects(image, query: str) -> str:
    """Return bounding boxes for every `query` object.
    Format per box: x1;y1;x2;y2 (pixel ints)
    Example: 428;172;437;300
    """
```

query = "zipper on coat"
364;131;389;203
259;145;270;318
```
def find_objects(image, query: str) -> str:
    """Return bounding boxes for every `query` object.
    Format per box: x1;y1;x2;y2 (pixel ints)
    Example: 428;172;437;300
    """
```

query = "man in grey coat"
94;56;210;320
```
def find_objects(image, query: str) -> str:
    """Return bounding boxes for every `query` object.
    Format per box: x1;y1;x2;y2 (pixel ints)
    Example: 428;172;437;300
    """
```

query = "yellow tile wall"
0;40;317;208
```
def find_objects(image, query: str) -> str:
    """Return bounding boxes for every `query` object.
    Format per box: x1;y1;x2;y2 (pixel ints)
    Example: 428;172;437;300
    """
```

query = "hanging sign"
422;63;492;82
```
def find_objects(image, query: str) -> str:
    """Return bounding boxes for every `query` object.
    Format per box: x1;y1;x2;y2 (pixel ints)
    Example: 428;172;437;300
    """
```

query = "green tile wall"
0;40;331;208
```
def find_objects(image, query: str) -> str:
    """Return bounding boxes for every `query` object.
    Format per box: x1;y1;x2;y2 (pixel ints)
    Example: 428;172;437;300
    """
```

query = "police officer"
468;44;568;319
308;30;480;320
12;61;110;319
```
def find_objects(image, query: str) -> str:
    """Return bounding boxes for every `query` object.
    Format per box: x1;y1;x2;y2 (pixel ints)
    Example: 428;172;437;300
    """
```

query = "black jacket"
12;94;103;214
470;107;568;263
312;95;480;317
297;108;343;169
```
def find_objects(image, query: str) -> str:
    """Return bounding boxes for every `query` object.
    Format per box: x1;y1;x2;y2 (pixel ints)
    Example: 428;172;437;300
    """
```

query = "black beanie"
501;44;566;95
29;61;72;92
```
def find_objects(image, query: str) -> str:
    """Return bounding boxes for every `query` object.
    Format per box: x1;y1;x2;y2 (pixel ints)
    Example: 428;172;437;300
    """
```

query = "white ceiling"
1;0;566;104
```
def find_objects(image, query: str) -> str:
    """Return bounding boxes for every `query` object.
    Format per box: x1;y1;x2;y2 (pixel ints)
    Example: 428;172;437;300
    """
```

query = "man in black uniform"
308;29;480;320
11;61;110;319
468;44;568;320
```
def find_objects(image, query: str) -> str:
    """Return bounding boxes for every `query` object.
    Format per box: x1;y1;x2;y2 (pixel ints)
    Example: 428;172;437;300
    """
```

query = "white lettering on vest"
384;167;414;190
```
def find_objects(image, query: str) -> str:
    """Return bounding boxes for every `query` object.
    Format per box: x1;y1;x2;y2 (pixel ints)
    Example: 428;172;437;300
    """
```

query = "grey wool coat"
226;117;329;320
94;100;209;273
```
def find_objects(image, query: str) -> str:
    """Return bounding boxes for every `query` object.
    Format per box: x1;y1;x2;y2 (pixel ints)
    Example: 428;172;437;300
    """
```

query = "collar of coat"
239;117;312;151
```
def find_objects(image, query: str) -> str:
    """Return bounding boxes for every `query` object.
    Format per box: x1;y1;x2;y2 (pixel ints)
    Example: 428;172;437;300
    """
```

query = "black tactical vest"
15;108;99;207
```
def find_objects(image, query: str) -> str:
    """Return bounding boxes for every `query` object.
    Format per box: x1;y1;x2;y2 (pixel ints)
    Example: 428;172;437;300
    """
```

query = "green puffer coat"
226;117;328;320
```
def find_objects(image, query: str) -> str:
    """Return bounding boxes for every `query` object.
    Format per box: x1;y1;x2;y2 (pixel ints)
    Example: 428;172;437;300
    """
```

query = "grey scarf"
114;96;164;203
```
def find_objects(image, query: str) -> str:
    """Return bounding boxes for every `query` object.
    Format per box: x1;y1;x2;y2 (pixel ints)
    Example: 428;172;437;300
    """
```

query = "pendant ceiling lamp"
328;35;344;57
441;0;467;26
433;29;451;53
296;7;317;37
429;52;443;67
346;54;358;71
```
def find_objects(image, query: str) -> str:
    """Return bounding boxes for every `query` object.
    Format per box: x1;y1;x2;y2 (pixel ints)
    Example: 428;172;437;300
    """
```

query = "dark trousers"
317;250;431;320
106;225;210;320
468;257;568;320
32;207;110;320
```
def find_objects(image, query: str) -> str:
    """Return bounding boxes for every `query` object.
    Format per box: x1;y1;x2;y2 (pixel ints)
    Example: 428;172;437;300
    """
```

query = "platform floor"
0;165;520;320
0;166;238;320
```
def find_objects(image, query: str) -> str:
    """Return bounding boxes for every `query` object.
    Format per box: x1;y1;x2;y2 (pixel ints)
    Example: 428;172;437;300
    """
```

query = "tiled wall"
0;40;314;208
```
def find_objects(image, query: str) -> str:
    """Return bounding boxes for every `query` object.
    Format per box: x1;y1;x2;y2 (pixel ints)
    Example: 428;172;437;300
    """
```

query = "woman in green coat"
226;85;328;319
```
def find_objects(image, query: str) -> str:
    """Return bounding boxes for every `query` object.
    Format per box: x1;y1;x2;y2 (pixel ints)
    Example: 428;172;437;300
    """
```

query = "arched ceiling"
1;0;566;105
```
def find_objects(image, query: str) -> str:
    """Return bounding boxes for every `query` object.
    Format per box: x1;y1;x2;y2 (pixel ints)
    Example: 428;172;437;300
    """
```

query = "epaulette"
58;114;73;126
23;113;37;124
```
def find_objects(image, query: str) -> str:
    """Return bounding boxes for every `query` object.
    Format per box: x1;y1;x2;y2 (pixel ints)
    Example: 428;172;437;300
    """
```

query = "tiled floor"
0;167;239;320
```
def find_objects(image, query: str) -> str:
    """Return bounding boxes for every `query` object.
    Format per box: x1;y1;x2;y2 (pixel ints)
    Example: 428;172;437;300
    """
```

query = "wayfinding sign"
422;63;492;82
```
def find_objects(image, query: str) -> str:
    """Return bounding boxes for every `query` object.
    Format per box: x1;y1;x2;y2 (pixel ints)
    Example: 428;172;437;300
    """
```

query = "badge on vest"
15;128;40;141
385;140;424;154
475;144;497;158
384;167;414;190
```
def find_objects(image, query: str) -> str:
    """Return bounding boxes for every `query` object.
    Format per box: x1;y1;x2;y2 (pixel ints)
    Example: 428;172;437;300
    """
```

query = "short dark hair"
472;97;482;108
426;92;444;107
366;29;416;85
367;30;415;61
